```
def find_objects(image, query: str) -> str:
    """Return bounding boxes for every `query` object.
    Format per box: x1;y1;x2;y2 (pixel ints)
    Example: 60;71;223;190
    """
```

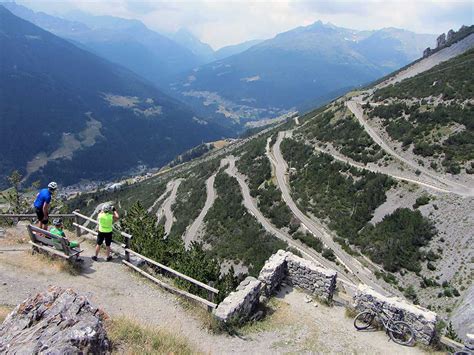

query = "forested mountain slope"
0;6;227;186
1;2;202;84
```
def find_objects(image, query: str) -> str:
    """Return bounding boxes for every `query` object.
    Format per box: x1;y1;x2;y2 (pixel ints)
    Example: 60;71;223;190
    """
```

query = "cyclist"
92;204;119;262
49;218;83;261
33;182;57;230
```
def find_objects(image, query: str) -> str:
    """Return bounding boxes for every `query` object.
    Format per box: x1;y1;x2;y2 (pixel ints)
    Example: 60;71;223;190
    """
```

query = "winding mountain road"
147;183;174;214
156;179;183;235
183;173;218;248
312;142;452;194
223;155;356;285
271;131;388;295
347;100;474;197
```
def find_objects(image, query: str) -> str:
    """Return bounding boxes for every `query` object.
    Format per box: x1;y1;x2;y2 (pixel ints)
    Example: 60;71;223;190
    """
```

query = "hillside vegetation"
366;48;474;173
300;103;386;164
281;138;438;272
203;170;287;275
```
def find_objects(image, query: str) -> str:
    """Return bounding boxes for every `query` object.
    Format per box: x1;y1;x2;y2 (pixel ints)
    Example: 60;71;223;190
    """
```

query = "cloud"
17;0;471;48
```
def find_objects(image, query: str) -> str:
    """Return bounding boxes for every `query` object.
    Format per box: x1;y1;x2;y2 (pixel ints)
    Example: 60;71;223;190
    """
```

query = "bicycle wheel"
389;321;415;346
354;311;375;330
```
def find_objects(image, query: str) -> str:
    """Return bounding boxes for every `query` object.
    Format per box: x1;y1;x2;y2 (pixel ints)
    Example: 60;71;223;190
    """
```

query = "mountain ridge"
168;21;437;131
0;5;227;186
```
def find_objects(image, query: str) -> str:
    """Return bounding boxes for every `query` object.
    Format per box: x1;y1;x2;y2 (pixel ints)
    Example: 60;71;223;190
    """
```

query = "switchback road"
271;131;388;295
223;155;356;285
347;100;473;197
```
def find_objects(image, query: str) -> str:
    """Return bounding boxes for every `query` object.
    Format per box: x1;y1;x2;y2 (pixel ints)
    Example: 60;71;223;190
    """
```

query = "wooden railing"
1;211;218;310
124;248;218;310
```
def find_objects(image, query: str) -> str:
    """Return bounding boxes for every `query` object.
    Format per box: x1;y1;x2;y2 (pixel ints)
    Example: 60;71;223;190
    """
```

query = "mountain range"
1;2;264;86
169;21;437;130
0;5;227;186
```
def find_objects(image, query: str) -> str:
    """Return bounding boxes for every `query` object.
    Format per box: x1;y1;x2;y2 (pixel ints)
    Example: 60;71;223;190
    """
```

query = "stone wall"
285;253;337;302
213;276;262;324
257;249;287;297
214;251;338;324
353;284;438;345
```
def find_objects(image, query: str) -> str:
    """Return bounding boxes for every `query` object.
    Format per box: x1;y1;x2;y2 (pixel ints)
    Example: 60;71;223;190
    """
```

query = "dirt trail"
0;230;426;354
311;141;452;194
223;155;355;285
147;183;173;214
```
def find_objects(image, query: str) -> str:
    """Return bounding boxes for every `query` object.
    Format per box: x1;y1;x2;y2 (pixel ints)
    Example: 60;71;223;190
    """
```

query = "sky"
17;0;473;49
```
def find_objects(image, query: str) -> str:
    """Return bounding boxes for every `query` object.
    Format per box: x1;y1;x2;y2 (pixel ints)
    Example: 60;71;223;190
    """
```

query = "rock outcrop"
0;286;109;354
451;284;474;342
437;33;447;48
354;284;438;345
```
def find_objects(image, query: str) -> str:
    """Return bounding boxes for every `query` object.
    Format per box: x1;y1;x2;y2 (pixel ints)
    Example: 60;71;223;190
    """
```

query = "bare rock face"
437;33;447;48
0;286;110;354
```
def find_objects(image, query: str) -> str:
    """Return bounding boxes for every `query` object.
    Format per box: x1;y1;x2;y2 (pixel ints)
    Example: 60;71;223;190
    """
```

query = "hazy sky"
17;0;473;49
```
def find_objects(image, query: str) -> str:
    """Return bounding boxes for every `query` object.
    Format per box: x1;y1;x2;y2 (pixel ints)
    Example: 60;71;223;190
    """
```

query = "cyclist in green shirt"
50;218;81;253
92;204;119;262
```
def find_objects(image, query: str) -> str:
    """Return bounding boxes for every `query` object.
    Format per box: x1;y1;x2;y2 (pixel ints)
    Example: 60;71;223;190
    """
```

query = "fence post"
207;281;215;312
124;236;130;262
74;210;81;239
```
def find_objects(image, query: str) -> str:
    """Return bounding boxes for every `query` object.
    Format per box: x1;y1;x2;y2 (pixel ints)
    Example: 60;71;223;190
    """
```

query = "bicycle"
353;307;415;346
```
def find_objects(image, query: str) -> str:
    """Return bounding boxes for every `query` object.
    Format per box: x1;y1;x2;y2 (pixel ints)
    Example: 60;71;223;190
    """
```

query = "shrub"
413;195;430;209
322;248;336;262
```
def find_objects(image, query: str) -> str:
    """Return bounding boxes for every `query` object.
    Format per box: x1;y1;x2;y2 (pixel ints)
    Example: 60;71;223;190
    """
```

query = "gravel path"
0;231;427;354
223;155;355;285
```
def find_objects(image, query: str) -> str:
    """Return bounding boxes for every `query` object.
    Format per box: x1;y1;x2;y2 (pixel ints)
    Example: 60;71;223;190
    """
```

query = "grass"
0;305;13;323
239;298;291;335
106;316;196;354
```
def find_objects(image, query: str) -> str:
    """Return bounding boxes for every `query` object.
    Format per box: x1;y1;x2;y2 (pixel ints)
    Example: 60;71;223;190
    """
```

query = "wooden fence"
1;212;219;310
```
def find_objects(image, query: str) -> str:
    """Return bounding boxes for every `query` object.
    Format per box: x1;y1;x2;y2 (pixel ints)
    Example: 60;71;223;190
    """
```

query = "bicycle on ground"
353;306;415;346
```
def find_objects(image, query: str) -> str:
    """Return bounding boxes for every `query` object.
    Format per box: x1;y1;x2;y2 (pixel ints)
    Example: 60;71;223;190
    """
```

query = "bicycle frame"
372;308;405;335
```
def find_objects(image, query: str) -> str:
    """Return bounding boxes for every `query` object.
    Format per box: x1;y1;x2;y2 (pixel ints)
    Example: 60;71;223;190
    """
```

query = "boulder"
0;286;109;354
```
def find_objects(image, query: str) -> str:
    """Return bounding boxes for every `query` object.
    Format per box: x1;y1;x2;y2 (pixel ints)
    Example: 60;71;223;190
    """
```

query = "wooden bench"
27;225;83;261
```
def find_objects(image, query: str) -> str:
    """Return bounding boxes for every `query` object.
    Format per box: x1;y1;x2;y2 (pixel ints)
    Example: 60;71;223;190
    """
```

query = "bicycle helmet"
48;181;58;190
53;218;62;226
102;204;113;213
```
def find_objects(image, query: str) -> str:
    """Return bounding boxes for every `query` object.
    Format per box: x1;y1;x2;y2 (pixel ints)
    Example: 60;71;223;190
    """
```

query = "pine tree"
445;321;460;342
